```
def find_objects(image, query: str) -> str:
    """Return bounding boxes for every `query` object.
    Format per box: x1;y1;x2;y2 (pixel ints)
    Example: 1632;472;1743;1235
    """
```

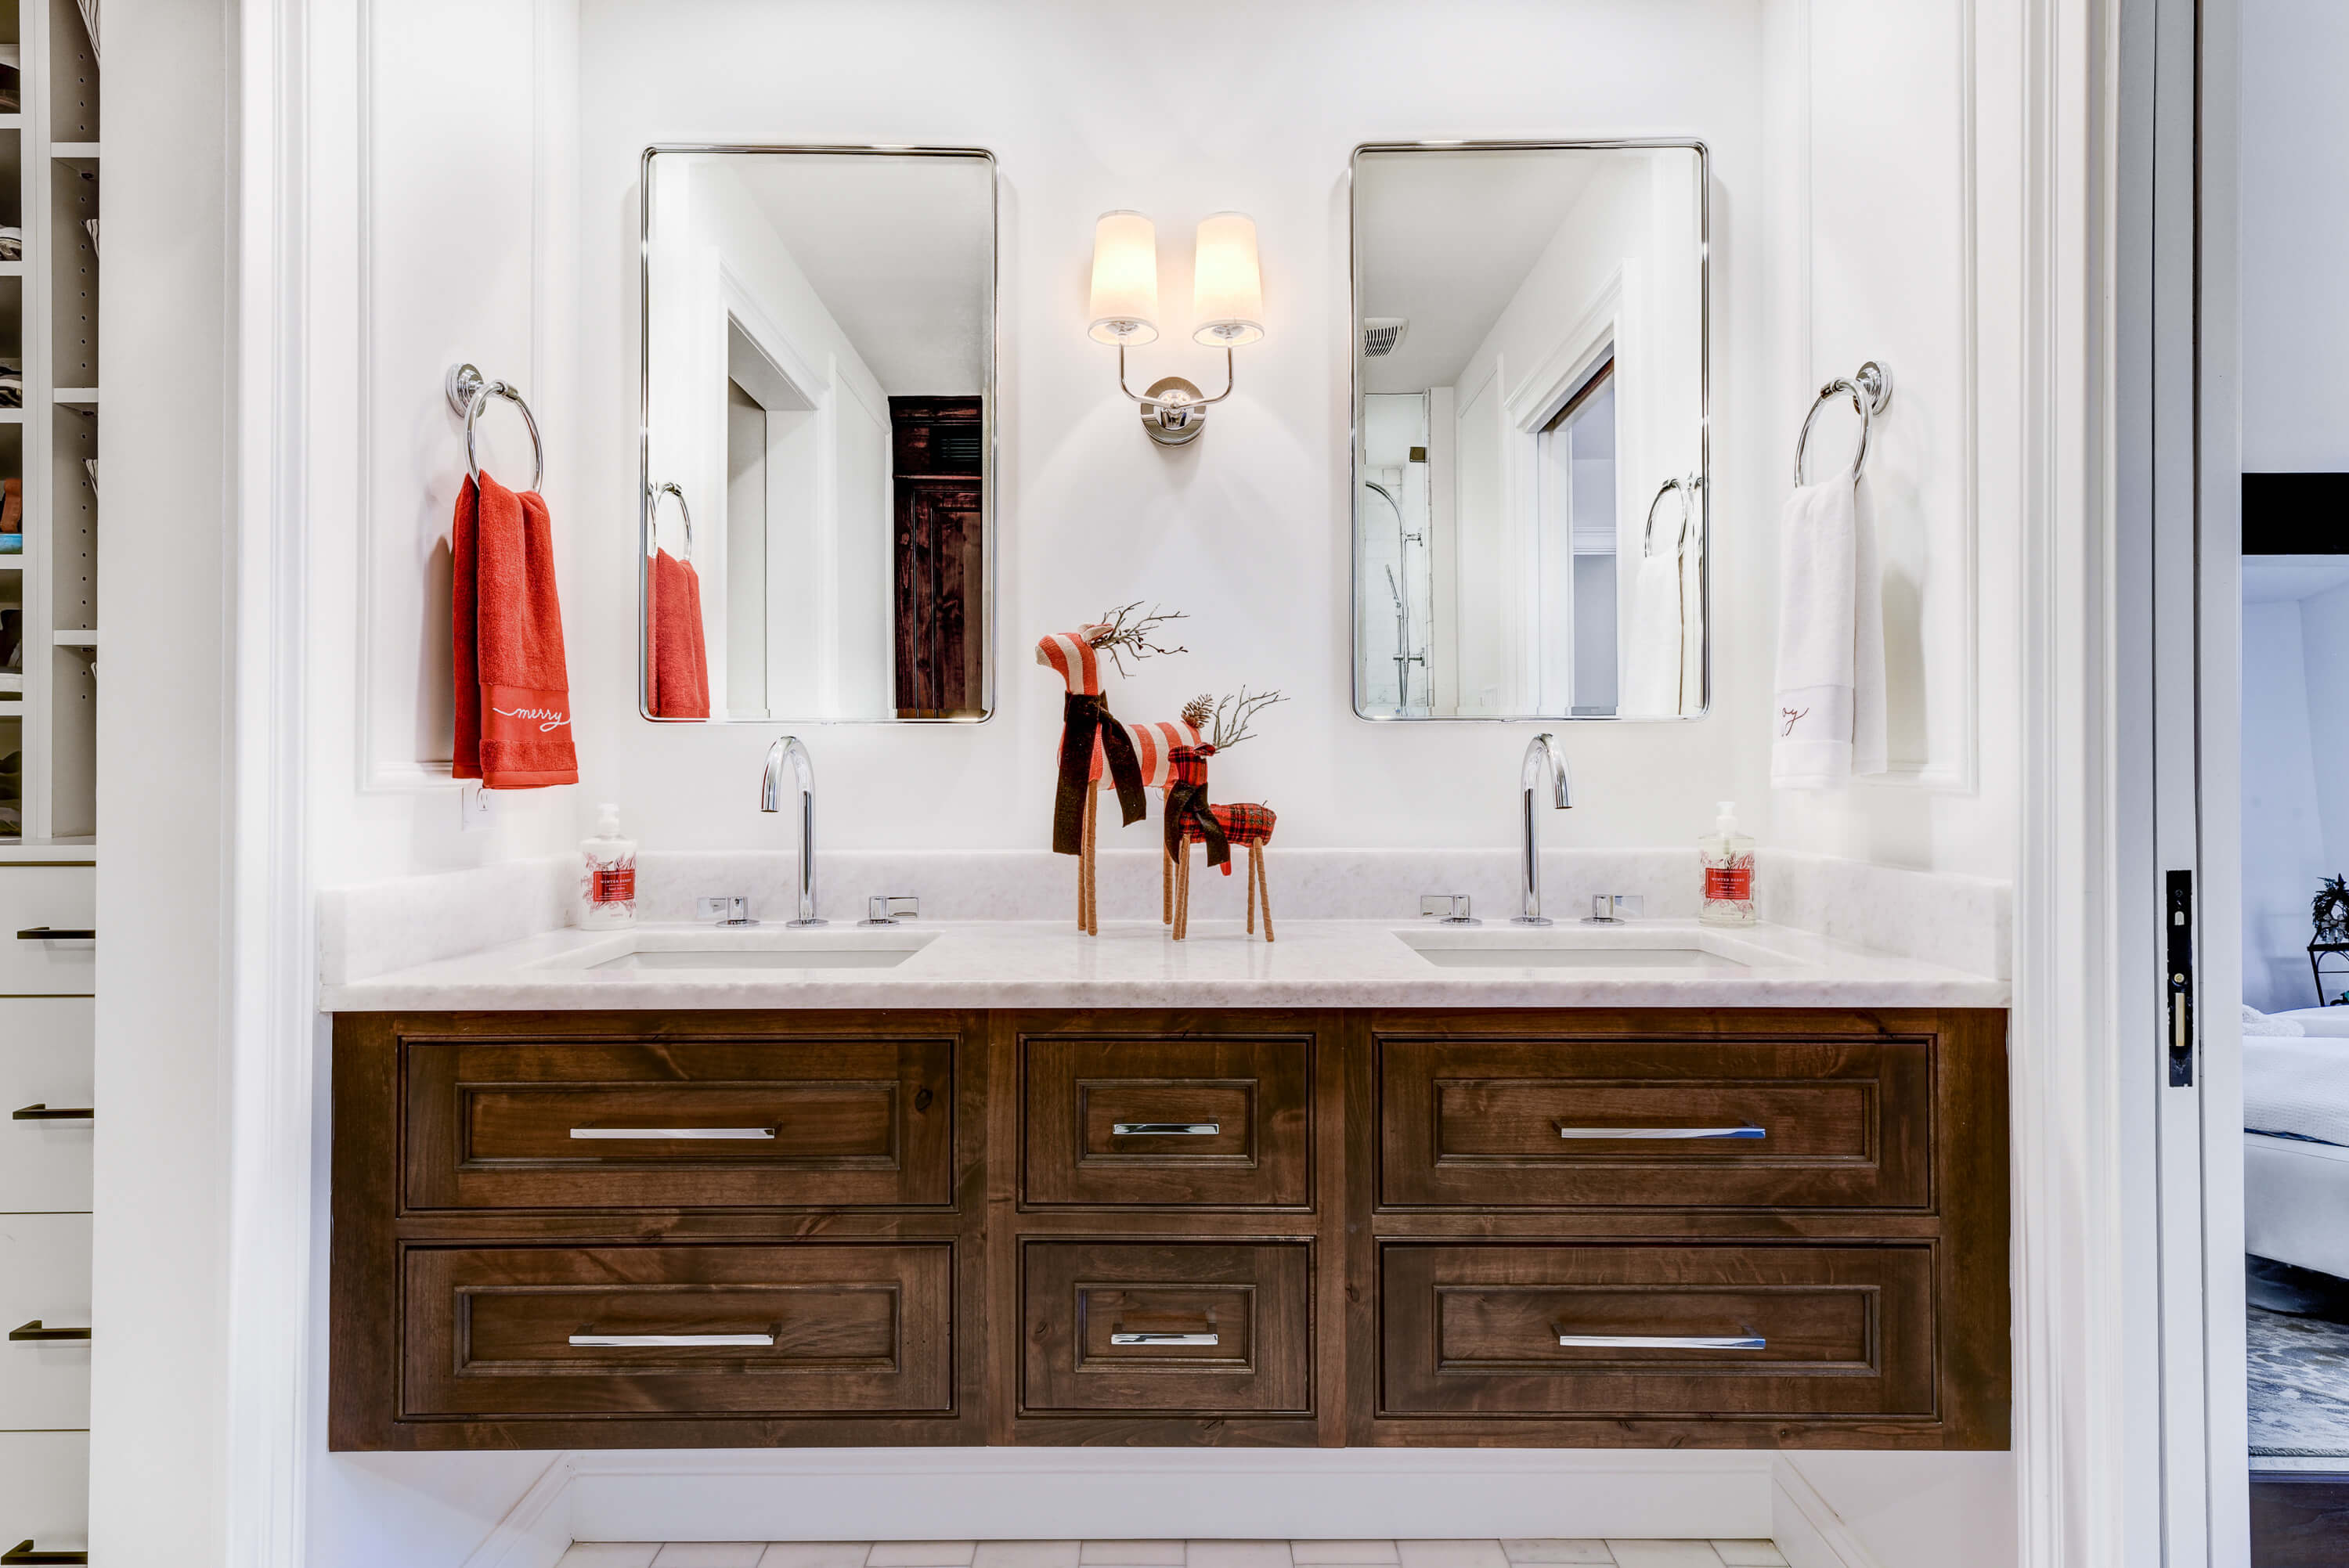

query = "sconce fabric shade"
1088;210;1160;345
1191;211;1265;346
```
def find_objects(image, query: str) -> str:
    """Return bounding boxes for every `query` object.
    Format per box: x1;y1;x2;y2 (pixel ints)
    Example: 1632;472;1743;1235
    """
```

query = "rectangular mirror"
1351;142;1707;720
640;146;996;723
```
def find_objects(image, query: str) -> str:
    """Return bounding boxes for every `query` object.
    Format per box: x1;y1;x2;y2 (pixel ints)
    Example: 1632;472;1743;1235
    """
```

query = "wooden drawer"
401;1242;954;1419
0;1433;88;1553
1377;1242;1935;1420
403;1035;954;1209
0;1215;90;1431
0;1000;94;1213
1020;1240;1312;1415
1376;1034;1931;1209
1021;1033;1310;1208
0;867;94;997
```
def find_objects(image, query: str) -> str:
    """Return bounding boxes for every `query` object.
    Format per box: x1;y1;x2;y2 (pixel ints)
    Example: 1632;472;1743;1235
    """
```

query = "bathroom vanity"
326;921;2008;1455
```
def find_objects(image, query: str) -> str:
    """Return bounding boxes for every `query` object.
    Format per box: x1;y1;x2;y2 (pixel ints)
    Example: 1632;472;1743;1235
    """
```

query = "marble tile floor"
556;1541;1790;1568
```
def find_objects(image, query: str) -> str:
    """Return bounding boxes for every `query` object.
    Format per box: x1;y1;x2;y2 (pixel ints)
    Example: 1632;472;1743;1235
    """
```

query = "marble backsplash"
318;845;2012;989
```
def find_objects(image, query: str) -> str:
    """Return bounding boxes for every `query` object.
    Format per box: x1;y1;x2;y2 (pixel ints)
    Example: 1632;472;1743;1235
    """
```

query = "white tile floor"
555;1541;1788;1568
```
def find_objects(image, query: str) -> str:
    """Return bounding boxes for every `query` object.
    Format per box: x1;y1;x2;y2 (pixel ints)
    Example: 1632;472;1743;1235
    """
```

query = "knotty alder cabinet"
330;1007;2010;1451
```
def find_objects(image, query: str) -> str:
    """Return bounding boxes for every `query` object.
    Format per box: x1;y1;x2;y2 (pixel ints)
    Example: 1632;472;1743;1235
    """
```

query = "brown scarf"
1054;692;1147;856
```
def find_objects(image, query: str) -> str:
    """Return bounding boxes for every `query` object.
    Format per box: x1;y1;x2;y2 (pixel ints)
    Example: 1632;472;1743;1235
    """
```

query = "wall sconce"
1088;209;1264;446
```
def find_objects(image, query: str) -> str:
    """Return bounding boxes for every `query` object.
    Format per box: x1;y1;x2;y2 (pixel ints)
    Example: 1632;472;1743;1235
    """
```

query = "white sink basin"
535;927;938;974
1395;925;1778;971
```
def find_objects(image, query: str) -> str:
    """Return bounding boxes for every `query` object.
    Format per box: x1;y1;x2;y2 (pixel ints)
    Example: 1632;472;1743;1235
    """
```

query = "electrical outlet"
459;780;495;831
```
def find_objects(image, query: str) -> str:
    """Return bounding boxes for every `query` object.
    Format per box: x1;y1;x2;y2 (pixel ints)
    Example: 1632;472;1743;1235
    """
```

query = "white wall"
92;2;233;1564
2240;600;2329;1010
2240;0;2349;471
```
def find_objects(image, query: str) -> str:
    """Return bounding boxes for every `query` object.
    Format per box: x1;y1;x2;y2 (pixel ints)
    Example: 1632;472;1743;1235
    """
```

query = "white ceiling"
1355;150;1607;394
2245;556;2349;603
723;154;993;397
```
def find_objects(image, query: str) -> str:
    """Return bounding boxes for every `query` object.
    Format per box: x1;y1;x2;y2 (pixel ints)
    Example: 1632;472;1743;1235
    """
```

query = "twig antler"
1086;601;1189;676
1204;685;1287;750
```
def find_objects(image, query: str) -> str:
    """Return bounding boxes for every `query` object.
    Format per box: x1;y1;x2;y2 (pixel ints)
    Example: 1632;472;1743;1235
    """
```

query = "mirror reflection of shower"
1360;392;1434;716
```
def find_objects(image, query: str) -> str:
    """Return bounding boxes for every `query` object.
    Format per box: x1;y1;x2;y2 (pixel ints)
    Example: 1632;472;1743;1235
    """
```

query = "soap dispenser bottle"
578;802;639;929
1698;800;1755;926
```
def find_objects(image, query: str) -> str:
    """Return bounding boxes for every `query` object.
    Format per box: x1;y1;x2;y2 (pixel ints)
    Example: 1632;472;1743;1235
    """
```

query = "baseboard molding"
1770;1458;1885;1568
460;1449;1776;1554
461;1454;579;1568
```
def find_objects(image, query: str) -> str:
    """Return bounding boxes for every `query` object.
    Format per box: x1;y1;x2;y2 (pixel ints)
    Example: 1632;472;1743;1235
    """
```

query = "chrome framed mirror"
1350;141;1709;721
639;145;998;723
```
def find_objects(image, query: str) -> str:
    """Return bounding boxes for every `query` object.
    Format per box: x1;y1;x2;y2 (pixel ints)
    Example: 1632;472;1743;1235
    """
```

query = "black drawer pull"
3;1544;87;1566
12;1105;93;1123
9;1321;90;1343
14;928;94;942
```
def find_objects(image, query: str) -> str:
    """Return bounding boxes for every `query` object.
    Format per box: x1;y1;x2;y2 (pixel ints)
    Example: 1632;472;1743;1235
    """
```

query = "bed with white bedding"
2246;1008;2349;1278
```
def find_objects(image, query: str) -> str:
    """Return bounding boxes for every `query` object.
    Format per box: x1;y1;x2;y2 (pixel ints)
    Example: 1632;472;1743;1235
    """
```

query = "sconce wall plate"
1139;377;1206;445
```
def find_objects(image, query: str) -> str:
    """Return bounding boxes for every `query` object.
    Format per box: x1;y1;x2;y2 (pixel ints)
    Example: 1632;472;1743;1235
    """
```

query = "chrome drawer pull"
14;928;94;942
1557;1124;1765;1140
11;1105;94;1123
8;1321;90;1343
568;1332;776;1348
1111;1331;1219;1346
1111;1122;1221;1136
3;1542;88;1566
568;1126;777;1141
1556;1332;1767;1350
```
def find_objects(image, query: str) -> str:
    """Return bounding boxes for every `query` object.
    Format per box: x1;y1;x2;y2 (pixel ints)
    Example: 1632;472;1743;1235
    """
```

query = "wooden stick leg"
1257;847;1275;943
1082;789;1099;935
1174;843;1189;940
1162;842;1173;925
1246;845;1257;935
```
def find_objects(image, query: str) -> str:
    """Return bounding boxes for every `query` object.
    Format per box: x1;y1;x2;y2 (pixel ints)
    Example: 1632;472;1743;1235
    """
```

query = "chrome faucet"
760;735;824;927
1515;733;1573;925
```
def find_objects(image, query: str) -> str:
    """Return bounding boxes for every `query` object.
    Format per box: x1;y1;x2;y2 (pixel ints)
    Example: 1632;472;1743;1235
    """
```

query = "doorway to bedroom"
2239;528;2349;1476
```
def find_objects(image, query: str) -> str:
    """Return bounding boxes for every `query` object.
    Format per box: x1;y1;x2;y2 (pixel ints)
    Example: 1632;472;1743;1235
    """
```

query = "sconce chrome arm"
1116;345;1236;447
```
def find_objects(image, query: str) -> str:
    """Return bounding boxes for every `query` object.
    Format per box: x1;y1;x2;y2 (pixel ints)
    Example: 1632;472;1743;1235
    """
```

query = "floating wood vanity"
329;1004;2008;1452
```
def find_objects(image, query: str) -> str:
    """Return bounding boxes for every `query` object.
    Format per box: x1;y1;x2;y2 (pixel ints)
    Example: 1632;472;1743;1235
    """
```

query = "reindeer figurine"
1034;604;1200;934
1164;687;1286;942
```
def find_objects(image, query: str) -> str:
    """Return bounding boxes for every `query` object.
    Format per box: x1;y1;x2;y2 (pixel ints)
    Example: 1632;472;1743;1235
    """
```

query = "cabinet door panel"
0;1000;93;1213
0;869;95;997
404;1036;955;1209
1023;1034;1310;1208
1378;1242;1935;1419
0;1216;90;1430
402;1243;954;1418
1377;1035;1931;1209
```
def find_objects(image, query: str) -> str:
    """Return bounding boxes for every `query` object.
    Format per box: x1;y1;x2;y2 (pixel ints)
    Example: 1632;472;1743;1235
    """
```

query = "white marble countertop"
317;915;2009;1013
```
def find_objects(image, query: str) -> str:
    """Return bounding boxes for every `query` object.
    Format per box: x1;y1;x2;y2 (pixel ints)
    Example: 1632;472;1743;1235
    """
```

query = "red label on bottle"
594;867;636;903
1705;867;1752;902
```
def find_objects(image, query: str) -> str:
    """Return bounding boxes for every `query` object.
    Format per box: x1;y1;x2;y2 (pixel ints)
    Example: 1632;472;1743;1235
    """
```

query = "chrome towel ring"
646;481;693;560
444;362;544;492
1793;359;1893;487
1644;474;1701;557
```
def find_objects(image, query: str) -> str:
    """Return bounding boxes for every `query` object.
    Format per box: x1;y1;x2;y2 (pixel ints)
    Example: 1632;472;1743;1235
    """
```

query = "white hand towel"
1622;546;1685;716
1772;476;1887;787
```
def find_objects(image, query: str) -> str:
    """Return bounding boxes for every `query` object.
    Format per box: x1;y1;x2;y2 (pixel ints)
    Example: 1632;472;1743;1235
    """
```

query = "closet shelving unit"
0;0;98;858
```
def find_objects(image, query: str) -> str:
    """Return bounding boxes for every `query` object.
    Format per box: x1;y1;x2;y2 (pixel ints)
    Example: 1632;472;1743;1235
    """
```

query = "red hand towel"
452;471;578;788
645;548;712;719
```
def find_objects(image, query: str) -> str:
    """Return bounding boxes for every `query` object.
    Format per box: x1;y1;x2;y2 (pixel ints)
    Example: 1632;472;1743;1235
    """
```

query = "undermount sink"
1395;925;1778;971
539;927;939;974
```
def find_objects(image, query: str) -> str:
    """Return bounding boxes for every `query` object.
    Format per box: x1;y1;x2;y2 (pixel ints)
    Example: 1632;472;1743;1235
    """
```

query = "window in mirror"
640;146;996;723
1351;142;1706;721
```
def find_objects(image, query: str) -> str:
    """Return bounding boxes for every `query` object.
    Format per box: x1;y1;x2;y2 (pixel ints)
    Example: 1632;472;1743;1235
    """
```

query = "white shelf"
0;410;25;424
0;556;23;570
52;631;95;647
0;114;22;132
52;387;96;406
0;837;99;863
0;672;20;693
0;262;23;279
51;140;97;160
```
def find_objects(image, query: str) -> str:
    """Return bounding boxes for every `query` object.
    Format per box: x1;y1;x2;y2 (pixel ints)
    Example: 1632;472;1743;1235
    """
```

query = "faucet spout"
1515;733;1571;925
761;736;824;926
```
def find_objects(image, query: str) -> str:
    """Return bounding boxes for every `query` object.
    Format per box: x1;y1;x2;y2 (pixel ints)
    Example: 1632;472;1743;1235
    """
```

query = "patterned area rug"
2250;1304;2349;1456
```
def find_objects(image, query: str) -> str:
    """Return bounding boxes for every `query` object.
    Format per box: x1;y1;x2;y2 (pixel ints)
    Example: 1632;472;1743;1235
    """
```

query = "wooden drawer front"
1377;1036;1930;1209
0;867;95;997
1023;1034;1310;1208
1379;1242;1934;1420
0;1215;91;1430
402;1243;954;1419
1;1000;94;1213
1021;1242;1312;1415
404;1036;954;1209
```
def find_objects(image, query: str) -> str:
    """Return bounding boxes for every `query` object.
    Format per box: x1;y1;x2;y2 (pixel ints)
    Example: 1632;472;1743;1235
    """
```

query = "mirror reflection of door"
640;148;994;723
1539;356;1617;716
